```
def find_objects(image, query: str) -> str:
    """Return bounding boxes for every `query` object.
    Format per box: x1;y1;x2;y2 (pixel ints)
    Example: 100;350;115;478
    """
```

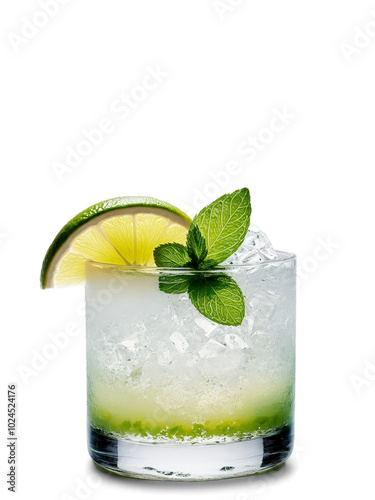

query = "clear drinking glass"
86;252;296;481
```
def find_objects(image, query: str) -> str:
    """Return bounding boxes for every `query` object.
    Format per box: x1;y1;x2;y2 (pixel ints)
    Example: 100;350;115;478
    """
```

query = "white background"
1;1;374;498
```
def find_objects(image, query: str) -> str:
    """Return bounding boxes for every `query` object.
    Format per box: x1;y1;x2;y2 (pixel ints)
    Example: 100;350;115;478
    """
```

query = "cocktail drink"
41;188;296;480
86;252;296;479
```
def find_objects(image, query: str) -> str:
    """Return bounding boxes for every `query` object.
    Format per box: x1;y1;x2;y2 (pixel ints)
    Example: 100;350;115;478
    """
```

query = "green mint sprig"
153;188;251;326
154;188;251;270
188;274;245;326
153;243;190;267
192;187;251;264
186;224;208;267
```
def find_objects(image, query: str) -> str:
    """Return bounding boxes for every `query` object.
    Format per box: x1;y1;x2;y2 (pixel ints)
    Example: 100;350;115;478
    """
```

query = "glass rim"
86;250;296;274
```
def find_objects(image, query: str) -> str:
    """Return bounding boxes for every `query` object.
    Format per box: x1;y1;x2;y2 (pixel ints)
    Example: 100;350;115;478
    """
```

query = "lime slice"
40;196;191;288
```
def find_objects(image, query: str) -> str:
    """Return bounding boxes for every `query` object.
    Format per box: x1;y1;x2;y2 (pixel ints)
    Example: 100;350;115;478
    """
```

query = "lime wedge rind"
40;196;191;289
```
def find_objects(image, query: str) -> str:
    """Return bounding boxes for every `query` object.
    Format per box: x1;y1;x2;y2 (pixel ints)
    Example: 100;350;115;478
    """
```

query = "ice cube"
250;291;277;319
120;335;138;351
185;353;199;367
245;314;255;331
224;333;249;349
194;317;218;336
157;349;174;366
199;339;226;358
169;331;189;353
132;321;147;335
105;348;122;368
251;330;268;337
123;358;142;377
223;225;278;265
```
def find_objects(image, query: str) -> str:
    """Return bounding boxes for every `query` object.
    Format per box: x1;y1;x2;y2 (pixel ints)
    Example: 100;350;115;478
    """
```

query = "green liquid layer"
88;378;294;441
90;408;292;441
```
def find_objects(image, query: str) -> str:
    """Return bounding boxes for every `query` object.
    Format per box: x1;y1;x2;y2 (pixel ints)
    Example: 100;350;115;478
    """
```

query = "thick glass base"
88;425;293;481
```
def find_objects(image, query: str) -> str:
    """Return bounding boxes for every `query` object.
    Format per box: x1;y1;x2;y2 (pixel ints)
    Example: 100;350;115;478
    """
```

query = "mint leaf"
153;243;190;267
159;275;190;294
186;224;208;264
188;274;245;326
154;187;252;326
193;188;251;264
197;259;217;270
